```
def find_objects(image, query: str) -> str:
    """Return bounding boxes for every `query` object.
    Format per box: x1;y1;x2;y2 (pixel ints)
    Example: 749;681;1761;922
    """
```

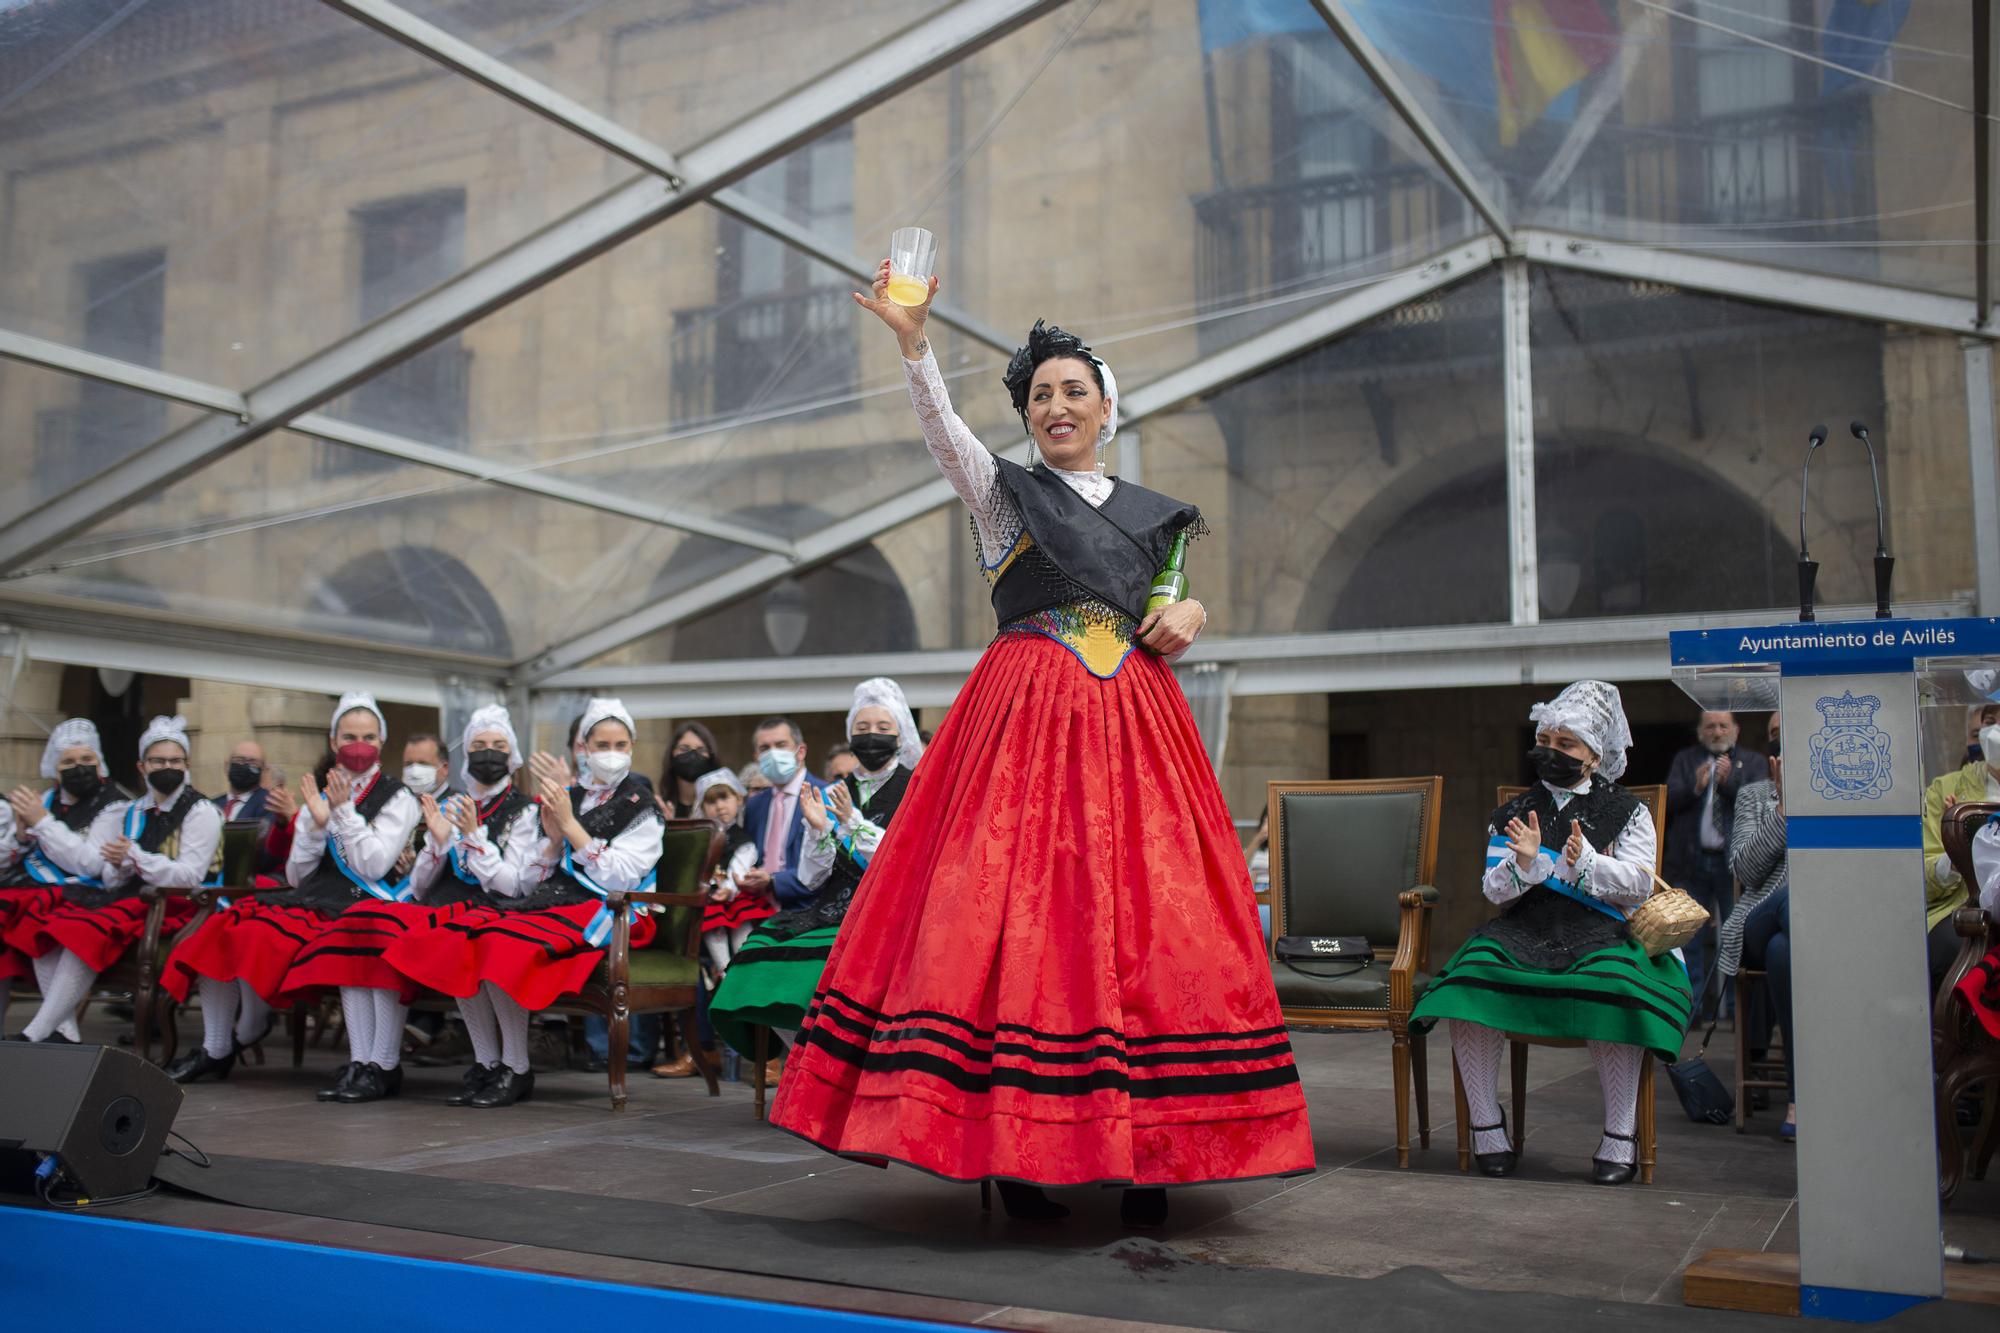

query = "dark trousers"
1741;888;1793;1101
1681;849;1735;1016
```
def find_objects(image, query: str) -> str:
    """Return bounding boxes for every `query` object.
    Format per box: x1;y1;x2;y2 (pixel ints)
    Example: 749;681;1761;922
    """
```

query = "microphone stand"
1797;425;1824;622
1850;421;1894;619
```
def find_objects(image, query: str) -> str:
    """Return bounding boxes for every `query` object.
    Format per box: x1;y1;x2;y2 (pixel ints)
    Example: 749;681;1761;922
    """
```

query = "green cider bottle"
1144;530;1190;619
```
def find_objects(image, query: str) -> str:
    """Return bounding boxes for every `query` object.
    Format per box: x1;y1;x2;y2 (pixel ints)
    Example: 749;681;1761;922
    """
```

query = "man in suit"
1665;710;1770;1013
739;716;832;909
214;740;271;824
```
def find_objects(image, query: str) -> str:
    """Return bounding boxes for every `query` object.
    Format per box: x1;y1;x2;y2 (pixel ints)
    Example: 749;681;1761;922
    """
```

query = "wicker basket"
1627;873;1711;958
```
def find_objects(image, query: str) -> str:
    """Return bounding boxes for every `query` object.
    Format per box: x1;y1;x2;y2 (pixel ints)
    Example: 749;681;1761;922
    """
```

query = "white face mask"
586;750;632;784
1982;725;2000;768
401;763;439;794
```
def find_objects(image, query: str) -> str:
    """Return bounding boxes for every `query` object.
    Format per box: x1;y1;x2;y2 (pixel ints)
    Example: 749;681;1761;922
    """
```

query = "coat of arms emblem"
1808;691;1893;801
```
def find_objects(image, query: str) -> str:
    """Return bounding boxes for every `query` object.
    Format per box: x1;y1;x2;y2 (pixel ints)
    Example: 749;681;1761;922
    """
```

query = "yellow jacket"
1921;762;1991;930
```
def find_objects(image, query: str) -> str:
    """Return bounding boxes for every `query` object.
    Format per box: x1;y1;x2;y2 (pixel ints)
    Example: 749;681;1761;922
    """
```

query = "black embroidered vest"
505;775;659;912
431;786;534;907
1474;779;1645;970
282;774;409;914
988;458;1202;626
757;764;913;942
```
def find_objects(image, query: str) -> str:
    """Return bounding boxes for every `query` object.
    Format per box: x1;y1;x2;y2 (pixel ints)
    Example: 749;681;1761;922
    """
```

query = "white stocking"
233;983;271;1046
485;983;530;1074
339;986;377;1067
23;949;96;1042
1450;1019;1511;1155
457;989;500;1068
370;989;406;1069
1588;1040;1642;1164
197;975;240;1058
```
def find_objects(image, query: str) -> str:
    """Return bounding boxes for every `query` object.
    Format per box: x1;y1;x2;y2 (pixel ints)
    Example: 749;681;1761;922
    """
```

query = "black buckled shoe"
468;1067;534;1108
316;1061;358;1102
335;1062;393;1104
1120;1187;1168;1228
1471;1119;1518;1178
166;1047;237;1084
445;1063;500;1106
1590;1131;1638;1186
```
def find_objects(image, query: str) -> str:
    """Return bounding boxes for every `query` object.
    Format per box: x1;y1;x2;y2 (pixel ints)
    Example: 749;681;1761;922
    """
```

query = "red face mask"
335;741;379;774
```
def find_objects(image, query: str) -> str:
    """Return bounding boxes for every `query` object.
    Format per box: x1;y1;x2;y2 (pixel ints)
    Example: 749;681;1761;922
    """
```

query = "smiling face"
1026;355;1109;472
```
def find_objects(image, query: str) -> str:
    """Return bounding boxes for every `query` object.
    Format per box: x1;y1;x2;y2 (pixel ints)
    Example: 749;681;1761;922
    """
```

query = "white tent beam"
1521;229;1984;337
0;326;247;415
0;0;1067;576
323;0;1017;355
1310;0;1514;245
516;237;1505;680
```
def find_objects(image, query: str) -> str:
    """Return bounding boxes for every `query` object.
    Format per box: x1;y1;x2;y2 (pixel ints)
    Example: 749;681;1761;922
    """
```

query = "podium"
1669;616;2000;1320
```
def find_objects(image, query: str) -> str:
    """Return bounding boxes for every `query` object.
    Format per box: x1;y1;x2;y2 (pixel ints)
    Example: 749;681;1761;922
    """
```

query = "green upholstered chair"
1267;776;1444;1167
553;818;724;1110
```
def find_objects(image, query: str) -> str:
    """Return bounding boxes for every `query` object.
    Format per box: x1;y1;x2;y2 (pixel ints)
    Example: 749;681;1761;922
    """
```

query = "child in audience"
696;768;770;983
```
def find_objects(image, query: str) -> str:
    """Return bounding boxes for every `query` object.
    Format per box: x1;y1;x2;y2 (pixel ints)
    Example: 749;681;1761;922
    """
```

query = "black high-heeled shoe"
1590;1131;1637;1186
991;1179;1068;1221
1120;1187;1168;1227
1471;1117;1517;1177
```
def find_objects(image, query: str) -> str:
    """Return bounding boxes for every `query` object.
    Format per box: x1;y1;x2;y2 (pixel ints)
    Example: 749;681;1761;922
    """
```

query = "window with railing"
331;190;470;472
676;127;856;423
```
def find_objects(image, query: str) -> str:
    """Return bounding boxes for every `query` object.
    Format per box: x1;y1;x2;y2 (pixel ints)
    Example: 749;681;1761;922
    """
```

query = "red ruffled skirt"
1957;945;2000;1040
703;892;777;933
277;899;486;1004
9;895;196;974
384;901;655;1011
161;899;337;1003
0;886;61;981
770;632;1314;1187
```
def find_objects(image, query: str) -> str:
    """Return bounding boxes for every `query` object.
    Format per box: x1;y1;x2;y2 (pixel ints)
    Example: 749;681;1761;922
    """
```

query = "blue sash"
558;845;657;949
1485;835;1625;922
327;831;414;903
21;792;114;889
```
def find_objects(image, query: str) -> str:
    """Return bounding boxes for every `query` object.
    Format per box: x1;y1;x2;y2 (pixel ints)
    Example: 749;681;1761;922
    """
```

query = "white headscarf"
137;714;191;761
1093;357;1119;449
846;677;924;771
577;697;636;748
461;703;522;775
1529;680;1634;782
40;717;109;779
330;692;387;741
693;767;746;807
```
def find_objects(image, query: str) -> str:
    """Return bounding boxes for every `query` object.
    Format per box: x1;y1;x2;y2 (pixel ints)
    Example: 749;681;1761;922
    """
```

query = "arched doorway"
309;546;510;657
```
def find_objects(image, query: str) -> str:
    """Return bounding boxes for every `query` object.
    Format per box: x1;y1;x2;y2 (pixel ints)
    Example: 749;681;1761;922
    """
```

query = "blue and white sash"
1485;835;1625;922
328;833;414;903
20;792;119;889
559;845;657;949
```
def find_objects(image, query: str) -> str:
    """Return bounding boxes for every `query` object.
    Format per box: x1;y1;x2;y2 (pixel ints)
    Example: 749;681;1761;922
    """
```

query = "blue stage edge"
0;1207;960;1333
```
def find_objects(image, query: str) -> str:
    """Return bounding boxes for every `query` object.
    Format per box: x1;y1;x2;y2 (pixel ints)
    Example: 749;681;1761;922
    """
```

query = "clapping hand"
447;794;479;838
825;781;854;825
420;793;453;845
1504;811;1542;869
7;786;45;829
799;784;830;833
300;773;331;829
323;766;353;809
266;782;297;822
101;836;133;868
1562;825;1588;868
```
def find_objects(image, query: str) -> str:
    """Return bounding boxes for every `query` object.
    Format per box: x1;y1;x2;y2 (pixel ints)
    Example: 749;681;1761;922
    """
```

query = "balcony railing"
671;284;859;425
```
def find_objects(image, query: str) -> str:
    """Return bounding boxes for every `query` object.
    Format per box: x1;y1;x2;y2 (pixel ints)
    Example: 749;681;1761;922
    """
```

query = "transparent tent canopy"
0;0;1991;688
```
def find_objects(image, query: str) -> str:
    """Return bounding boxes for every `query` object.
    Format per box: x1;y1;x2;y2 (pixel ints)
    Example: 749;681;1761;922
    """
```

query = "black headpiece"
1002;319;1106;434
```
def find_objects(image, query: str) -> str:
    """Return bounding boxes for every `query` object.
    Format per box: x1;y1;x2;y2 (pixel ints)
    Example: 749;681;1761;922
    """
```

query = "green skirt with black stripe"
709;922;837;1056
1409;932;1693;1062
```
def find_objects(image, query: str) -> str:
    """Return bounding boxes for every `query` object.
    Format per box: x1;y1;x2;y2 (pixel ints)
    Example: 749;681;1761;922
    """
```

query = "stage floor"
60;1009;2000;1331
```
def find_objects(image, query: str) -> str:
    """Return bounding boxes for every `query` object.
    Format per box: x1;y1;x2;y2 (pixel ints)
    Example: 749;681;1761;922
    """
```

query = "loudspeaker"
0;1043;182;1199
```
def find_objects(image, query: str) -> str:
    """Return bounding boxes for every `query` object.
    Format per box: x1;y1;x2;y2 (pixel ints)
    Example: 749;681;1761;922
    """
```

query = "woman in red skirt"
2;719;125;1035
163;694;418;1096
768;268;1314;1225
386;697;663;1108
8;716;211;1043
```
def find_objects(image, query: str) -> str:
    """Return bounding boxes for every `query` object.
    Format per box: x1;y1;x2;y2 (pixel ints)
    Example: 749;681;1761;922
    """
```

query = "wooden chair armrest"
1393;885;1440;979
1934;909;1995;1030
620;891;708;907
1954;906;1994;939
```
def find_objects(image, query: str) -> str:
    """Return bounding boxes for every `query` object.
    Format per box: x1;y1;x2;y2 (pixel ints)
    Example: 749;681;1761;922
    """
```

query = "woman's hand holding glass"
852;258;937;360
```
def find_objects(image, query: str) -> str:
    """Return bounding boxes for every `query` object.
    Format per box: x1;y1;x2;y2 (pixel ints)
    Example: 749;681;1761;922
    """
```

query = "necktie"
764;788;791;873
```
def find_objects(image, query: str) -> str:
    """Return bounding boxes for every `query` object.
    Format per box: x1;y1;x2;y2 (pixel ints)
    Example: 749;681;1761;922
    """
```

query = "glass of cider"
887;227;936;307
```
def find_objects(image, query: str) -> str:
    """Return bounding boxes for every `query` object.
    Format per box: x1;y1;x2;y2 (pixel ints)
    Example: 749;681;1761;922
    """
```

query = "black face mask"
226;760;262;793
58;766;101;800
146;768;186;797
669;749;715;782
848;733;900;771
465;750;511;784
1528;745;1587;788
1770;738;1782;760
1968;743;1983;765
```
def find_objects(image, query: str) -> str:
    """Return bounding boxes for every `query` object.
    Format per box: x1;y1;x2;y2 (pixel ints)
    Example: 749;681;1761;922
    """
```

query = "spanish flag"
1493;0;1618;147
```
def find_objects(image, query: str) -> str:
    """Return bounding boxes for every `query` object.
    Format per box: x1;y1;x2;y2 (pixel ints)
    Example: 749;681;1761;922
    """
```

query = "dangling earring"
1094;431;1107;476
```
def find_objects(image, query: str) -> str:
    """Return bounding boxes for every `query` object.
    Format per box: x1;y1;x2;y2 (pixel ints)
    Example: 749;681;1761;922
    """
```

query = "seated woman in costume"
1721;713;1792;1140
8;716;213;1044
283;704;540;1107
386;697;663;1107
1411;680;1691;1185
1;719;123;1037
710;677;922;1083
163;694;419;1093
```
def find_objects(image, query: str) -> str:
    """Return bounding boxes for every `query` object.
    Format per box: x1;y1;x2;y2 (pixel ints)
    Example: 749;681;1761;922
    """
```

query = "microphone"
1849;420;1894;618
1796;425;1825;622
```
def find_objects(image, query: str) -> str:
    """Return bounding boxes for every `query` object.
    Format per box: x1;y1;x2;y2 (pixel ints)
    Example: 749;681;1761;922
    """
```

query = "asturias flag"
1492;0;1619;147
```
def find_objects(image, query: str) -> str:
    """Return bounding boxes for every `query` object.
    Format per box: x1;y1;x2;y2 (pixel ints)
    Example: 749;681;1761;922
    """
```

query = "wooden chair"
1266;776;1444;1168
1452;783;1667;1184
11;884;208;1062
1730;870;1788;1133
1935;802;2000;1202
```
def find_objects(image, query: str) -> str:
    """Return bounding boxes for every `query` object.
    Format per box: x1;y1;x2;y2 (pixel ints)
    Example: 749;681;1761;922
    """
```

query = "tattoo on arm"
912;337;928;357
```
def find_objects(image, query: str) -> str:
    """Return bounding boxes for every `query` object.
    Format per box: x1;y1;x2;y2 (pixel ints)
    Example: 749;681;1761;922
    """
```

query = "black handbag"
1666;970;1734;1126
1275;935;1374;978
